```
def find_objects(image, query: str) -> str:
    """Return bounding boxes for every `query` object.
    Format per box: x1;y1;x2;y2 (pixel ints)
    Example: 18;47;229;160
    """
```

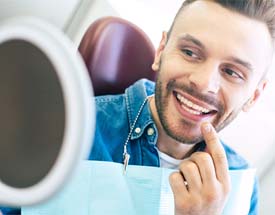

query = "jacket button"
147;128;155;136
134;127;141;134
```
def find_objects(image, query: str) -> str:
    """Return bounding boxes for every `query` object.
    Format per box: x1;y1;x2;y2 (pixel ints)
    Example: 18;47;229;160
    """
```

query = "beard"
154;72;241;144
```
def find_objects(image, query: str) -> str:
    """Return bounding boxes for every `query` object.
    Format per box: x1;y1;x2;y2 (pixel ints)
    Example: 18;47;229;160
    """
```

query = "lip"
173;91;217;122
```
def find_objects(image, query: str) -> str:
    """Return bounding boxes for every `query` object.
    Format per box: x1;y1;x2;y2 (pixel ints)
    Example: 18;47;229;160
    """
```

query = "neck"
149;95;196;160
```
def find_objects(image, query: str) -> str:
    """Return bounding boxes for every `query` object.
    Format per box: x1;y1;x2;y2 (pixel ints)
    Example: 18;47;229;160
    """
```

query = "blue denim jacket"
0;79;257;215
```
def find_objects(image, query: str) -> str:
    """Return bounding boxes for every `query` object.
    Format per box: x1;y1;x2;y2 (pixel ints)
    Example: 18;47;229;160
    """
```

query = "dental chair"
78;16;156;96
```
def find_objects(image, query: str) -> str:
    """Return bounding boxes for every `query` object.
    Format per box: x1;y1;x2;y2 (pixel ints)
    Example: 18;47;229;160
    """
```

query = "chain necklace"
123;95;153;174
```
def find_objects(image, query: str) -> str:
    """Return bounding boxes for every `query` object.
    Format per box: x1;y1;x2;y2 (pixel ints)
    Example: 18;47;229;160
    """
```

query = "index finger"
201;122;229;183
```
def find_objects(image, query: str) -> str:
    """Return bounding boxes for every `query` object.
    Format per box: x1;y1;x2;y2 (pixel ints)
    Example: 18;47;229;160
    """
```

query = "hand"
169;122;231;215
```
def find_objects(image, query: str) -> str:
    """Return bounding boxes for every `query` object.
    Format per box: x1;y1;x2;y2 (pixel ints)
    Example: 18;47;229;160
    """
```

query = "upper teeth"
176;93;211;114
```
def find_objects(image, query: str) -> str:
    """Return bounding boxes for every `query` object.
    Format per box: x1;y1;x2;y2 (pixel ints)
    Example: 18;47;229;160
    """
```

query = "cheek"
221;87;249;114
160;57;194;81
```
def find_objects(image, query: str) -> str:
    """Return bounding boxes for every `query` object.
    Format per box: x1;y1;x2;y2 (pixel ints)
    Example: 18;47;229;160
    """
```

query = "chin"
165;124;204;144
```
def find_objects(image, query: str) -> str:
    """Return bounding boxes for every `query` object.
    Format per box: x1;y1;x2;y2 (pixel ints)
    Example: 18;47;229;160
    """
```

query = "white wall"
107;0;183;48
259;154;275;215
0;0;81;30
65;0;118;46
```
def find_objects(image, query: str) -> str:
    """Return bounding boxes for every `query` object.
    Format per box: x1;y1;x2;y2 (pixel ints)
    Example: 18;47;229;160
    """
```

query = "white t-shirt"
157;149;183;214
157;149;183;169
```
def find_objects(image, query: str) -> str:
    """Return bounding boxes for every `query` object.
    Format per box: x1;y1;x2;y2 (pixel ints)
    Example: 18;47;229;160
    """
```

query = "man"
90;0;274;215
1;0;274;214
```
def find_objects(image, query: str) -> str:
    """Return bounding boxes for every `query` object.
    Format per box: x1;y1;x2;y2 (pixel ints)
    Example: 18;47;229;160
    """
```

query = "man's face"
152;1;272;144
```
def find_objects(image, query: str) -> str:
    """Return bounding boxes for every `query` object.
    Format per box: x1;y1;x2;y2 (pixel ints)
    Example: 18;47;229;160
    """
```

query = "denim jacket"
90;79;258;215
0;79;257;215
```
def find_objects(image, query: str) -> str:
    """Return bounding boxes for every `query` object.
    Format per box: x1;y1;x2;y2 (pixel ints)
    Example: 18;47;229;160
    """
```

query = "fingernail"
202;123;212;133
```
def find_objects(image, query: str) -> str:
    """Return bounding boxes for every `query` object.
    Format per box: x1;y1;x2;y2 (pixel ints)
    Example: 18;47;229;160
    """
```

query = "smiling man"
148;1;274;214
88;1;275;215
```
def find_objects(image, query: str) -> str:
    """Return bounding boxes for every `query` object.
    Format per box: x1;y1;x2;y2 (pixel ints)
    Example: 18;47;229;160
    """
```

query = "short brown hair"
168;0;275;42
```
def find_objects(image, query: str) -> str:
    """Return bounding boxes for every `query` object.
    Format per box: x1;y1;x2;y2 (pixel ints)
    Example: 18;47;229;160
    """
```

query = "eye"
222;67;244;81
181;49;200;60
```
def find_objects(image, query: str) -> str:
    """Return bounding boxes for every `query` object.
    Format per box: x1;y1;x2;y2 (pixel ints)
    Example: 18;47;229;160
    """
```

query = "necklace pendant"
123;152;130;175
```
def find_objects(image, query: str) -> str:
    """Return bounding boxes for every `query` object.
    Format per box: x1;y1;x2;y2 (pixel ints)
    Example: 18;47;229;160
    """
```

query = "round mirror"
0;17;94;206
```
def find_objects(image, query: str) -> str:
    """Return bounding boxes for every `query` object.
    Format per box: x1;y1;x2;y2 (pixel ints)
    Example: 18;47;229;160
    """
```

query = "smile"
176;93;210;115
175;92;216;117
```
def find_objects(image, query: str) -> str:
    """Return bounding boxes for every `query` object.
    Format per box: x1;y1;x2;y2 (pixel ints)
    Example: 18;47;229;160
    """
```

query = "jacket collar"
125;79;155;140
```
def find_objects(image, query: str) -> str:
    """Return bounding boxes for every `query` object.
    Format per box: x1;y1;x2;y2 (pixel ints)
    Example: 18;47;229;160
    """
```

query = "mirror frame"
0;17;95;206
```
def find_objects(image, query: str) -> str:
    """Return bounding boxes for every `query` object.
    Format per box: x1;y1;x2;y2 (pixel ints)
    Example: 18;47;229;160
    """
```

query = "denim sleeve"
0;207;21;215
248;178;258;215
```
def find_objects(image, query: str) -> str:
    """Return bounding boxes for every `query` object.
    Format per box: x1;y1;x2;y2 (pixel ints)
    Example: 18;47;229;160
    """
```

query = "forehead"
168;1;272;76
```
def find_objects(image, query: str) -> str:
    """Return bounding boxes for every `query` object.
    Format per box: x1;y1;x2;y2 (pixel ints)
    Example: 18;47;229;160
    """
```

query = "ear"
152;31;167;72
242;79;268;112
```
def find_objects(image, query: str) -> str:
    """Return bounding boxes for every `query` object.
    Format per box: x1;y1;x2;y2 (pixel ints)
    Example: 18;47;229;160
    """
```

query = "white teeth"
176;93;211;114
181;104;201;115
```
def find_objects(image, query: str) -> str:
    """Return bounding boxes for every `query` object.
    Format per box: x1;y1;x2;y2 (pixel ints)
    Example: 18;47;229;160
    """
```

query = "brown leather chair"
78;16;156;96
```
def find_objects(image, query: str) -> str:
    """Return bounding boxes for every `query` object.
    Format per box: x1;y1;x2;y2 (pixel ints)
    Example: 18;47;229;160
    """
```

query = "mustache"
167;80;224;112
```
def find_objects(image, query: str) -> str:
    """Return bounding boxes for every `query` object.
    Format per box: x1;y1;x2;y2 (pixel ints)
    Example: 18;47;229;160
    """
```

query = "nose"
188;61;220;94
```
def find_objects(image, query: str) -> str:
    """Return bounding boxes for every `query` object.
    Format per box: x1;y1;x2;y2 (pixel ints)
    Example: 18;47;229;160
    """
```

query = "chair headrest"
79;16;156;96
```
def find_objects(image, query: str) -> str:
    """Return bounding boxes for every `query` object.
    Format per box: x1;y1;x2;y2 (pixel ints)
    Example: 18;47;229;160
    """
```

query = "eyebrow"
178;34;206;50
178;34;253;72
226;56;253;72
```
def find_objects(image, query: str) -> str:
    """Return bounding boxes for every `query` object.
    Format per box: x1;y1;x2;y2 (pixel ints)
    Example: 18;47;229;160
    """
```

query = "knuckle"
179;161;187;170
192;152;212;163
215;153;227;162
190;151;203;159
205;134;218;144
205;191;220;203
169;172;185;188
169;172;180;183
181;161;197;172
